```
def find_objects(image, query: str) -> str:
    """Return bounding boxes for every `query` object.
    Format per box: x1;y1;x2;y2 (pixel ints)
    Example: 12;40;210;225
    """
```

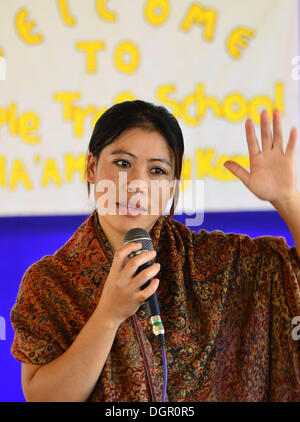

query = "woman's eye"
151;168;167;175
113;160;167;175
114;159;130;168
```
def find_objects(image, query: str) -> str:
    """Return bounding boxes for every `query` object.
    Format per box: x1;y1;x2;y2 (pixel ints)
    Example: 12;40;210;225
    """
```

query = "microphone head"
123;228;153;252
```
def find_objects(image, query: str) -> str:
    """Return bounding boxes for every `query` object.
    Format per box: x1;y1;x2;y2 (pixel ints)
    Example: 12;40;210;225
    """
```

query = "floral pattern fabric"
10;211;300;401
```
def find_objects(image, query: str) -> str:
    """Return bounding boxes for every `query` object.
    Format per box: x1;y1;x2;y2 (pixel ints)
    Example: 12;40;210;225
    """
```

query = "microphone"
123;228;165;346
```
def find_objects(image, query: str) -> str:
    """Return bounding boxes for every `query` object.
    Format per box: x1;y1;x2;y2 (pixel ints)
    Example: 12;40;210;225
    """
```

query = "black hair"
86;99;184;217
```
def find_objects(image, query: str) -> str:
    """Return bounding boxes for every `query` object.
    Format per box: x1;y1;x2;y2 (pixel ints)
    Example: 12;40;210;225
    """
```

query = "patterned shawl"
10;211;300;401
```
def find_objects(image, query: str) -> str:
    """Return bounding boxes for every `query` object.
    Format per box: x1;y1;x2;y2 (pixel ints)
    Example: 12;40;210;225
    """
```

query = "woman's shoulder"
19;213;97;290
166;216;291;259
166;216;241;246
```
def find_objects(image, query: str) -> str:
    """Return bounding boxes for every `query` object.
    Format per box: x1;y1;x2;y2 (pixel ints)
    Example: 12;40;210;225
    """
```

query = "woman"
10;100;300;401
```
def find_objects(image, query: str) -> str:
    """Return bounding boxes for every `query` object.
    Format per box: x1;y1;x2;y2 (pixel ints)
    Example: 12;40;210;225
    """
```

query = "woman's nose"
127;167;149;193
127;179;147;194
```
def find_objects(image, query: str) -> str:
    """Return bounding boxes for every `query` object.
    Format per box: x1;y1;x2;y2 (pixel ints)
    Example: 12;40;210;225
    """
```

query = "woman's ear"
86;152;97;184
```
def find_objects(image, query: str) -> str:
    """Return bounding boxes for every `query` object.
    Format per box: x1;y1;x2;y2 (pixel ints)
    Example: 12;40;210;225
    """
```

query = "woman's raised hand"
224;109;298;208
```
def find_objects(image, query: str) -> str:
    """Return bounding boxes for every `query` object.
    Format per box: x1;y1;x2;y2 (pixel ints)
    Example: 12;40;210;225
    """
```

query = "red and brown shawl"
10;211;300;401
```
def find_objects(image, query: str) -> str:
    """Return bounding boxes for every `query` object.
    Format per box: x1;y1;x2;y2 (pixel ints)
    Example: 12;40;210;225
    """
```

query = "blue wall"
0;211;294;402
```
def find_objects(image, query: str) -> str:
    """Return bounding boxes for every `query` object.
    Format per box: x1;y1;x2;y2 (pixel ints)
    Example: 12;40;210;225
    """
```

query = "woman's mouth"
117;203;146;217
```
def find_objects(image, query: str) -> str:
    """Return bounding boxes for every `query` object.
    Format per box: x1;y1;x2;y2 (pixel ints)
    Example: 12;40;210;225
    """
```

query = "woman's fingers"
122;249;157;279
137;278;160;302
112;241;142;272
285;127;298;158
133;262;161;289
245;117;260;158
272;109;284;153
260;109;273;151
246;109;287;157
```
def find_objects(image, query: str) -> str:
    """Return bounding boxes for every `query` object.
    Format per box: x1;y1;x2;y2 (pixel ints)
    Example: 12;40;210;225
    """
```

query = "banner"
0;0;299;216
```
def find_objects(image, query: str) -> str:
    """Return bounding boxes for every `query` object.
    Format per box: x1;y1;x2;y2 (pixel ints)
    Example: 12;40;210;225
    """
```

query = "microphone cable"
123;228;168;402
161;344;168;402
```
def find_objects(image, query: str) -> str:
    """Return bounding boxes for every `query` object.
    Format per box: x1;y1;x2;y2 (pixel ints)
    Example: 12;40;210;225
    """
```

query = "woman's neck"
97;217;123;254
97;214;159;255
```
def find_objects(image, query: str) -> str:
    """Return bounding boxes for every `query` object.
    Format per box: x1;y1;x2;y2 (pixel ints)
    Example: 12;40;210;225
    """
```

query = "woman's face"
86;127;176;237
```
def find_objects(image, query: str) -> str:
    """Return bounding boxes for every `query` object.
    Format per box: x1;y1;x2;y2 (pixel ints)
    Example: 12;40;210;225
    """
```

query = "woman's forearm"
271;192;300;260
24;306;120;402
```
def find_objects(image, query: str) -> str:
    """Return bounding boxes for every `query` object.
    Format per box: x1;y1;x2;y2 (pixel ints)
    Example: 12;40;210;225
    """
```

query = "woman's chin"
100;212;160;232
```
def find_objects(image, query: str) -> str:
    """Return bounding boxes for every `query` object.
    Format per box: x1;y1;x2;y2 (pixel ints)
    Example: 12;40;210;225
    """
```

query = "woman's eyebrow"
110;150;172;167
